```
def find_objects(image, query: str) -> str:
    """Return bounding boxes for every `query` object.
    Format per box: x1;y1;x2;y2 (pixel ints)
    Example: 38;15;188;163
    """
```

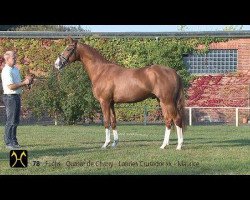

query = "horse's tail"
176;74;186;131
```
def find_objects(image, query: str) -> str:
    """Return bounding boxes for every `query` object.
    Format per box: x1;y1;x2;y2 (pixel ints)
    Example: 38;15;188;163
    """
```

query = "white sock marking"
160;127;171;149
176;125;183;150
111;129;119;147
113;129;118;141
102;128;110;148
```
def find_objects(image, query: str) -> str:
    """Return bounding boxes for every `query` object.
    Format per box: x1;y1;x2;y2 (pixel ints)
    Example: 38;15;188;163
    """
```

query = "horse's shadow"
77;140;157;148
76;138;203;147
25;139;168;155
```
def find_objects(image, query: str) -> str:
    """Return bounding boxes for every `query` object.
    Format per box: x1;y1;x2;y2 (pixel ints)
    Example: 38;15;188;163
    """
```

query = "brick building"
185;38;250;125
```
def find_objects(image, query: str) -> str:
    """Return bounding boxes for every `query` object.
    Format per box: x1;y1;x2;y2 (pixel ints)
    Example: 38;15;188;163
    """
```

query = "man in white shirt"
1;51;31;149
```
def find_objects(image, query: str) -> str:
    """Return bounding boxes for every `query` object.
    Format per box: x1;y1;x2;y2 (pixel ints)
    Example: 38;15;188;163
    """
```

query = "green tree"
59;63;99;124
22;68;63;123
22;63;99;125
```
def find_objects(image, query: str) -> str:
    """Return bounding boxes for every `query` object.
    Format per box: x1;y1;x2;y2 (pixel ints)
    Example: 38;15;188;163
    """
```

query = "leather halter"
59;43;77;68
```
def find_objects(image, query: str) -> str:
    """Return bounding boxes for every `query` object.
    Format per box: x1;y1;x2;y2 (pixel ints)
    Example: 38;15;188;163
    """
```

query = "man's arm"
8;79;30;90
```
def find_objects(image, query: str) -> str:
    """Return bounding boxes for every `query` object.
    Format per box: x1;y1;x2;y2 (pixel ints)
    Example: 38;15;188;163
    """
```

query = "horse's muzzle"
54;58;62;70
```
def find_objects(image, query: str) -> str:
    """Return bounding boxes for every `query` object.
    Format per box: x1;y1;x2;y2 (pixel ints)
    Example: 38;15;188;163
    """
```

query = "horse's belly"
113;88;152;103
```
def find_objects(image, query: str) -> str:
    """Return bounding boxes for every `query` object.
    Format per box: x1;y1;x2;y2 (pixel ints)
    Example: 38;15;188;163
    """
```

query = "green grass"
0;125;249;175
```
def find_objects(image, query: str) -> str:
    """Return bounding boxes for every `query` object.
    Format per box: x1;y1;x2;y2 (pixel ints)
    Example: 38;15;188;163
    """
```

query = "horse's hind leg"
160;101;184;150
110;102;119;147
100;100;111;148
159;101;174;149
174;114;183;150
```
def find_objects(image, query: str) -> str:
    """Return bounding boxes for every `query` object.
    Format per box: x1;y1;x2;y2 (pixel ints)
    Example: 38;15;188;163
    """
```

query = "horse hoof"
101;142;110;148
160;143;169;149
111;140;119;148
176;146;182;150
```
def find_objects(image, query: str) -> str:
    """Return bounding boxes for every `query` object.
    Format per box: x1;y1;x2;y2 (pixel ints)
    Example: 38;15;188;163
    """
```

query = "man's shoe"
12;144;21;148
6;144;21;150
6;144;14;150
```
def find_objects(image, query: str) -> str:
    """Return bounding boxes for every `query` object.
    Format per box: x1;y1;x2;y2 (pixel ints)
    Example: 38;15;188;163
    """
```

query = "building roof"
2;31;250;39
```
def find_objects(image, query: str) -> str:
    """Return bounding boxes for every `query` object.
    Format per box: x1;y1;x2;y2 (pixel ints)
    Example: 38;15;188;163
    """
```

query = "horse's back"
111;64;179;90
146;65;179;84
148;64;177;75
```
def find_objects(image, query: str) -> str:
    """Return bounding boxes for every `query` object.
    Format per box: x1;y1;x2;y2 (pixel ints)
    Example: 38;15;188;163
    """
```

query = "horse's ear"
67;36;73;43
67;36;78;45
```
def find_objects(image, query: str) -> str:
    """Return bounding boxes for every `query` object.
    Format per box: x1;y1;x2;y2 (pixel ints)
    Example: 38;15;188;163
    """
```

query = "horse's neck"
78;44;109;83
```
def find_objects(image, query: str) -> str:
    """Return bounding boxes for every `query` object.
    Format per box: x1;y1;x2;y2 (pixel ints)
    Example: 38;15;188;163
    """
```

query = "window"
183;49;237;74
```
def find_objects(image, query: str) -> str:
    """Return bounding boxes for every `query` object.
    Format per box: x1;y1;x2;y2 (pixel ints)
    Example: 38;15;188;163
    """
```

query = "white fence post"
236;107;239;127
54;114;58;126
189;107;192;126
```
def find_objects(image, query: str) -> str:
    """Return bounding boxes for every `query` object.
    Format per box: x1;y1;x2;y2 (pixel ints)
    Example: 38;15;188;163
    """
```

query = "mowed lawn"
0;125;249;175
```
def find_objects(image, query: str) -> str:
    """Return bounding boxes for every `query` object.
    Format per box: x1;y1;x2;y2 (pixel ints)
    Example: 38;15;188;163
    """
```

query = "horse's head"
55;36;78;70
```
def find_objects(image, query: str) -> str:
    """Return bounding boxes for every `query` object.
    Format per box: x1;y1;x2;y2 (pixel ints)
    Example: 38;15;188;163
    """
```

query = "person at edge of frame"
1;51;33;150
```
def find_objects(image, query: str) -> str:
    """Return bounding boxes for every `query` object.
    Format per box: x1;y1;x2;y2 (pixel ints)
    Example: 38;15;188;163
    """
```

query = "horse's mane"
80;43;110;63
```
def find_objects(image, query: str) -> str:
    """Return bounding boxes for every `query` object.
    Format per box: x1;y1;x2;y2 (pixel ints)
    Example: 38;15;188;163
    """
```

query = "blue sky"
79;25;250;32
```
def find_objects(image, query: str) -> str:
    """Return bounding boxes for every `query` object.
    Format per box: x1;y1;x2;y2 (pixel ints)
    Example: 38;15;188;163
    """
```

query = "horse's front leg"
100;100;111;148
110;102;119;147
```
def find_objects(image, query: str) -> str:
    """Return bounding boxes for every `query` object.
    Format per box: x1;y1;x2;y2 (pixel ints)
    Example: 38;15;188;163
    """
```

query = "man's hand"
23;78;30;85
25;74;34;84
24;74;35;90
7;74;35;91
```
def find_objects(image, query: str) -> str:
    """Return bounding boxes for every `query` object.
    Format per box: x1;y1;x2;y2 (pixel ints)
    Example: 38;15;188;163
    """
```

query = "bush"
22;63;100;125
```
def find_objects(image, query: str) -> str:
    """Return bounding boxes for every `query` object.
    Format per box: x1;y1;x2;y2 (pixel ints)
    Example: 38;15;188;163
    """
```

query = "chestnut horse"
55;37;186;150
